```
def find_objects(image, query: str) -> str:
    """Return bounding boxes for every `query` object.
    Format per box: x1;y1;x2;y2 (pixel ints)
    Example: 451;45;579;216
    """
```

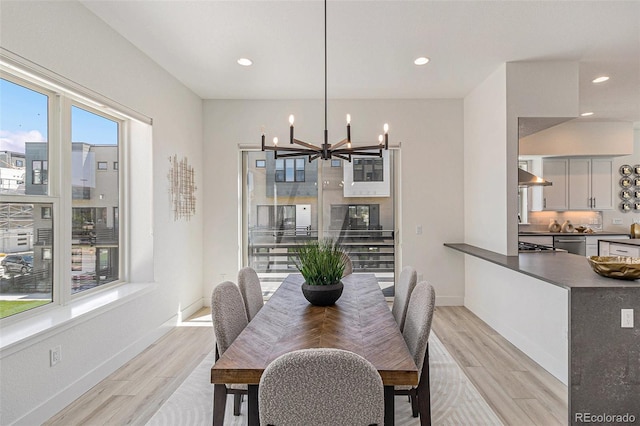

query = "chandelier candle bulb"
289;116;295;144
273;137;278;146
384;123;389;149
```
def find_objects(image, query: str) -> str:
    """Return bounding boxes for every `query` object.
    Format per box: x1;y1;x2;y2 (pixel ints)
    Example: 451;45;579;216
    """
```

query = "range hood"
518;168;552;187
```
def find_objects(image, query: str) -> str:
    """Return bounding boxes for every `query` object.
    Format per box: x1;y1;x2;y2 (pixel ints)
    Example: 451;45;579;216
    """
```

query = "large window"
71;106;120;293
0;69;125;318
244;151;396;298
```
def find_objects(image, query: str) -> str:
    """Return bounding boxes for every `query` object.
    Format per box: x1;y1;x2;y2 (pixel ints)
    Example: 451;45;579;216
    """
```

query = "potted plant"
295;239;347;306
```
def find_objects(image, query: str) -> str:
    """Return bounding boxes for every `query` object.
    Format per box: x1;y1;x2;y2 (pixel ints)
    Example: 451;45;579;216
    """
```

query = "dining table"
210;273;419;426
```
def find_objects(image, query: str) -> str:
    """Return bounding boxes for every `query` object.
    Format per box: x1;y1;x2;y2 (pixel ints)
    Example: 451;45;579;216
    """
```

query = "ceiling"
81;1;640;123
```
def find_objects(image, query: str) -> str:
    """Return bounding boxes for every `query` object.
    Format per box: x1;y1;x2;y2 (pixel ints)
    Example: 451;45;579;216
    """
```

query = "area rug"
147;332;502;425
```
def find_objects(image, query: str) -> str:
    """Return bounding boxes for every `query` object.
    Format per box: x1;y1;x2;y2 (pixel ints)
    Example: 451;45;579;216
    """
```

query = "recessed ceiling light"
237;58;253;66
592;76;609;83
414;57;430;66
581;112;594;117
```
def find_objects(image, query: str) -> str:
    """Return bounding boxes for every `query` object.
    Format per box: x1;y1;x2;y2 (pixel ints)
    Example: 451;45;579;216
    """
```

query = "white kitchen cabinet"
597;236;631;255
542;159;569;210
608;243;640;257
568;158;614;210
542;157;613;211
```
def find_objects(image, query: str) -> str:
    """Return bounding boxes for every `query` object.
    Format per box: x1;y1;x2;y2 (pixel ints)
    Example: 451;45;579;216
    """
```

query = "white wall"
461;62;578;381
604;127;640;231
0;1;204;424
463;64;509;253
520;121;634;156
202;99;466;306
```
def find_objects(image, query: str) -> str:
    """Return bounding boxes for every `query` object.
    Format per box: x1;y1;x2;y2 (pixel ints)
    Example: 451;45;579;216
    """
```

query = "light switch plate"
622;309;634;328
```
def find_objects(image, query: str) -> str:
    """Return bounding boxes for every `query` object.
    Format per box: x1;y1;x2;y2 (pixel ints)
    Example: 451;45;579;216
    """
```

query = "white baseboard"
178;297;205;322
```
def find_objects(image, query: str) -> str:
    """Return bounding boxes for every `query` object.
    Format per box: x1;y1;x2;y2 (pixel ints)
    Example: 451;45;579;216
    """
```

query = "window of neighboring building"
32;160;48;184
275;158;305;182
255;159;266;168
113;161;118;170
97;161;108;170
257;205;296;230
15;159;23;167
331;159;341;167
353;158;383;182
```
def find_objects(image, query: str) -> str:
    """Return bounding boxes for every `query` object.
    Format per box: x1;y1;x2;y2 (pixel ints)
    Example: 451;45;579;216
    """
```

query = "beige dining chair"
391;266;418;332
394;281;436;423
211;281;249;421
258;348;384;426
237;266;264;322
341;251;353;277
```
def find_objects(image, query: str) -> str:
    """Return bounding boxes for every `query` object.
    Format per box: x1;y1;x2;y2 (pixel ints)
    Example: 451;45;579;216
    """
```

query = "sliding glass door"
242;150;396;298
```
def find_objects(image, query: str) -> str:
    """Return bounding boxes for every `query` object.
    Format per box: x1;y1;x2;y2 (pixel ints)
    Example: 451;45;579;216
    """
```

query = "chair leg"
233;393;242;416
410;391;419;417
417;349;432;426
213;384;227;426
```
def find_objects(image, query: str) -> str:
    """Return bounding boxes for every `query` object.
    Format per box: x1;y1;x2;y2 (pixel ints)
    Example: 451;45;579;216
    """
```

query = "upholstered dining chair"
394;281;436;424
391;266;418;332
237;266;264;322
341;251;353;277
211;281;249;421
259;348;384;426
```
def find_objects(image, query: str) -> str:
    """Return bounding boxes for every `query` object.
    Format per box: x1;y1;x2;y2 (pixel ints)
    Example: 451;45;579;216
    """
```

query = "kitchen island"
445;243;640;425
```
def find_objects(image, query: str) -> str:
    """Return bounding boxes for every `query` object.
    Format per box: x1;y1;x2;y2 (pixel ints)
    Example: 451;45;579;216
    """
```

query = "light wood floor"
46;306;567;425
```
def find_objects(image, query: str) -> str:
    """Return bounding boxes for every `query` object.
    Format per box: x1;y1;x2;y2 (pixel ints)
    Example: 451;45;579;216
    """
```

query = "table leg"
384;385;395;426
248;384;259;426
213;384;227;426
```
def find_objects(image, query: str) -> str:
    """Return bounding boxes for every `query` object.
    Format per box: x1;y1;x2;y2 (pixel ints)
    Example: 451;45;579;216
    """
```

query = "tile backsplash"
521;211;603;232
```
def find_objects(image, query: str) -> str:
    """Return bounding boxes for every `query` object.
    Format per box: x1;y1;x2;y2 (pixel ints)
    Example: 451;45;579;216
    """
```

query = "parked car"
1;255;33;274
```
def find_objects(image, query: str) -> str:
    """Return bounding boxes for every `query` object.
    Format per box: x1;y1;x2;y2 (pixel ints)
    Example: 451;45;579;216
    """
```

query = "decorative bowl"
587;256;640;280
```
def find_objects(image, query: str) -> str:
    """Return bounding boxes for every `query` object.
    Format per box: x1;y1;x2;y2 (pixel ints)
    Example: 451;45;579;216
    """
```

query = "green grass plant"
0;300;50;319
295;239;346;286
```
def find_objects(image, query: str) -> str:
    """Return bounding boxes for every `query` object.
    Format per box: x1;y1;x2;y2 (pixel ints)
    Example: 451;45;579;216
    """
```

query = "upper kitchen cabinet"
542;158;569;210
541;157;614;211
568;158;614;210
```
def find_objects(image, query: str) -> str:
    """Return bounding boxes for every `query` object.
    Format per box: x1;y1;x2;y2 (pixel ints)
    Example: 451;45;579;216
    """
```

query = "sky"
0;78;118;155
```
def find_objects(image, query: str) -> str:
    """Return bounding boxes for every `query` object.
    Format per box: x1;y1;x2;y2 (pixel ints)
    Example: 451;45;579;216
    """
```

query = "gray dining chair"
259;348;384;426
211;281;249;422
394;281;436;424
237;266;264;322
341;251;353;277
391;266;418;332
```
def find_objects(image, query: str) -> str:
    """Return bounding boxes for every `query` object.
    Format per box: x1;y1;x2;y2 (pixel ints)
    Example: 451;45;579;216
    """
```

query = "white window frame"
0;61;129;317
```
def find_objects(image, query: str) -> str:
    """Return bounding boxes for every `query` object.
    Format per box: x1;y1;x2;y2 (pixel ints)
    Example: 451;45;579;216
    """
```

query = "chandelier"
261;0;389;163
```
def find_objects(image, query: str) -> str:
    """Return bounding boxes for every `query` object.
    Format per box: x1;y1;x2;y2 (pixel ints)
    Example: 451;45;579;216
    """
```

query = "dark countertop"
519;231;630;237
444;243;640;290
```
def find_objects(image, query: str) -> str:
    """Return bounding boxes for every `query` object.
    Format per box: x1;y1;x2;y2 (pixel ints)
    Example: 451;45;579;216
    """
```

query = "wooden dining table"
210;273;419;426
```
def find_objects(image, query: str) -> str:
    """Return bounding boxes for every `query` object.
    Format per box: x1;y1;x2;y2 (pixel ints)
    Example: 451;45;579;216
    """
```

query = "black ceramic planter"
301;281;344;306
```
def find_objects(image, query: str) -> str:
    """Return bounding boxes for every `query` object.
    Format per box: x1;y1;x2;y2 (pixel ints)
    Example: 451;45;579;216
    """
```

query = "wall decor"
620;164;633;176
168;155;197;221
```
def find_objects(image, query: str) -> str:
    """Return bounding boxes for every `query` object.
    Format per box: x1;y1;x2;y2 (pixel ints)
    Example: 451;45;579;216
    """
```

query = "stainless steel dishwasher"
553;235;586;255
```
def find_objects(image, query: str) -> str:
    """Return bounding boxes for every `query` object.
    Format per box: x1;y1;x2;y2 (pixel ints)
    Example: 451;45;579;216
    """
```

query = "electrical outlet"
613;218;623;225
622;309;634;328
50;345;61;366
